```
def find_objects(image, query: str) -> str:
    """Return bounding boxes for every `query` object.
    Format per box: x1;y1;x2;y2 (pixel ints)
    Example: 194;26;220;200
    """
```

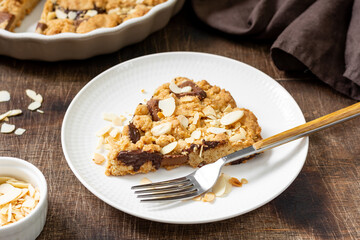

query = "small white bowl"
0;157;48;240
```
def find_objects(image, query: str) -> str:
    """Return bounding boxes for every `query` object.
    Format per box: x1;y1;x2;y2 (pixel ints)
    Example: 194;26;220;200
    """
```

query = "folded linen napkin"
192;0;360;100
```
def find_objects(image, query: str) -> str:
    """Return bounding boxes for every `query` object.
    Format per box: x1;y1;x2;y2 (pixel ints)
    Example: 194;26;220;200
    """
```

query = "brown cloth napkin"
192;0;360;100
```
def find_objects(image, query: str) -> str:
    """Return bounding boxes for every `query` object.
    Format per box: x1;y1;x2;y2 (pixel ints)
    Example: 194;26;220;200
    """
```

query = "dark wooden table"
1;2;359;239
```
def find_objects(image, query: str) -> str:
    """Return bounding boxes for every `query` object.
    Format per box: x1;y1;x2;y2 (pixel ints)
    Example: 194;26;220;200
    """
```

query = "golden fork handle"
253;102;360;150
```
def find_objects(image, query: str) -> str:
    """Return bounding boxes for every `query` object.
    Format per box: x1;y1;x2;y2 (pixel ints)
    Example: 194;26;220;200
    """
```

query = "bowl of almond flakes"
0;157;47;240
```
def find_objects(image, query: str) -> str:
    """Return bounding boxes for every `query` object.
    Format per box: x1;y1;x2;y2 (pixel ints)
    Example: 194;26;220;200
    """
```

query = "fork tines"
131;177;199;202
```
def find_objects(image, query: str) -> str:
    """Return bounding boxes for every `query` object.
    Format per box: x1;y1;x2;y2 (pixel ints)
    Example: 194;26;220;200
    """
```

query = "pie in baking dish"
0;0;167;34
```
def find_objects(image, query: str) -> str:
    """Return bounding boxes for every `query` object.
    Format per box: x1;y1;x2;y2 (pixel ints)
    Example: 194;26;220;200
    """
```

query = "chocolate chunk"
0;12;15;31
146;98;161;121
128;123;140;144
36;22;48;31
185;140;224;153
161;155;188;167
202;140;222;150
117;150;162;171
175;81;207;100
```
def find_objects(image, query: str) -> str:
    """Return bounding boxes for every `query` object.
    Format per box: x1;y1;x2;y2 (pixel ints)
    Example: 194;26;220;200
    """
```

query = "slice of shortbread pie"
104;77;262;176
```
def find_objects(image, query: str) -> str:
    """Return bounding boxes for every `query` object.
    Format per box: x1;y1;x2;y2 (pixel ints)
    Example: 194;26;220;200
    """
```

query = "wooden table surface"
0;2;359;239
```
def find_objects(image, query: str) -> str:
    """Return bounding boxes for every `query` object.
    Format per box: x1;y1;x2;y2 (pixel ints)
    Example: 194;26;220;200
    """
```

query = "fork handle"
253;102;360;150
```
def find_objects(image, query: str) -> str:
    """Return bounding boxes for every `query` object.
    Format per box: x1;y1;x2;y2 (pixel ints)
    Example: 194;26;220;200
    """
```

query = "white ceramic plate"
0;0;184;61
61;52;308;224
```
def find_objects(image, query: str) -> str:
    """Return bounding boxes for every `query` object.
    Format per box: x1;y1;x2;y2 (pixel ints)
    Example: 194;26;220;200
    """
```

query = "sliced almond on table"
151;122;172;136
158;97;176;117
207;127;226;134
220;110;244;126
25;89;43;103
1;123;15;133
36;109;44;114
28;101;41;111
0;91;10;102
14;128;26;135
8;109;22;117
160;141;177;155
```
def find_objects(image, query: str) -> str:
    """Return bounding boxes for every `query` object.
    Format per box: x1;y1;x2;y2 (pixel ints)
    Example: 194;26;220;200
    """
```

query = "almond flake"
22;198;35;208
28;101;41;111
8;109;22;117
223;104;232;113
207;127;226;134
92;153;105;165
202;106;216;117
7;203;12;222
0;187;22;205
158;97;176;117
0;111;11;121
202;192;215;202
180;96;194;102
185;137;194;144
192;112;200;125
177;115;188;128
0;91;10;102
160;141;177;155
140;177;152;184
169;81;182;94
1;123;15;133
36;109;44;114
220;110;244;126
157;112;165;119
55;9;68;19
180;86;192;93
191;130;201;139
212;173;227;197
96;125;112;137
151;122;172;136
14;128;26;135
86;9;98;17
102;112;118;122
199;145;204;158
113;115;126;126
109;128;120;138
229;177;244;187
241;178;248;184
67;11;77;20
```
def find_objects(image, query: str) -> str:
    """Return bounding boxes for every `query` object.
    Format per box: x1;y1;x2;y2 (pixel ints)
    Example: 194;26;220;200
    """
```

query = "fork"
131;102;360;202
